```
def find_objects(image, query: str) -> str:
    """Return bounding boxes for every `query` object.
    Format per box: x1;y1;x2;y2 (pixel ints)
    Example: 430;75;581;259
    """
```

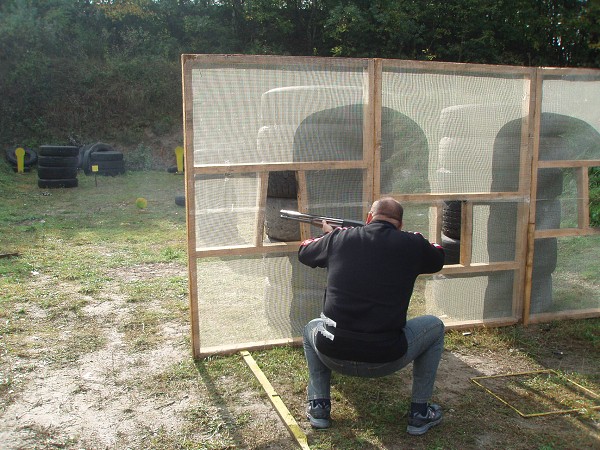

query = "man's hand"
322;220;334;234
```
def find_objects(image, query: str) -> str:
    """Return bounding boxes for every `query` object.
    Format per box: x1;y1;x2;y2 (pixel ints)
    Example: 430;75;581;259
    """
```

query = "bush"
590;167;600;227
126;144;158;171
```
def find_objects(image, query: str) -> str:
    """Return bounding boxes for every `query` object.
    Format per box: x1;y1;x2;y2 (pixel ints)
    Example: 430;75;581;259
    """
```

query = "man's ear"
398;221;403;230
366;211;373;224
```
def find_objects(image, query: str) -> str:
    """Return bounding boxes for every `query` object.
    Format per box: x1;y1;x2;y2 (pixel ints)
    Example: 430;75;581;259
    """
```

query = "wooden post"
182;54;202;359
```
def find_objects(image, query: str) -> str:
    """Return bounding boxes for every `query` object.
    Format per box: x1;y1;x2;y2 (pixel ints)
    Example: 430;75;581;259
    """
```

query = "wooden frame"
182;55;600;359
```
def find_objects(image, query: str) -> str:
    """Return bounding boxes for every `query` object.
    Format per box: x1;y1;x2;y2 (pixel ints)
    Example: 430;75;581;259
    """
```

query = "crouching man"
299;197;445;435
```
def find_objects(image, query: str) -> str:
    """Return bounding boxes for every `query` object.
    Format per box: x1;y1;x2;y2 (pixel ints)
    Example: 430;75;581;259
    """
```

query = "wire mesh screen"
381;67;529;194
379;63;531;325
549;236;600;314
191;60;368;166
527;72;600;320
183;56;599;356
186;57;371;353
426;271;515;321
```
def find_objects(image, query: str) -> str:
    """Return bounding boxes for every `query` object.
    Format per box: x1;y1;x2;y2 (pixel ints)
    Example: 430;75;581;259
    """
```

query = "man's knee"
418;315;445;346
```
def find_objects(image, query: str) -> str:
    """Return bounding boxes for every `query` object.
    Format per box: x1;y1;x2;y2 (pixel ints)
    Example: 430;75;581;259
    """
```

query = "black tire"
97;162;125;176
533;238;558;274
77;144;94;168
90;160;125;170
5;147;38;166
89;142;115;154
175;194;185;207
536;168;563;200
38;145;80;157
37;166;78;179
441;201;462;239
268;171;297;198
168;165;178;173
38;155;79;168
535;199;561;231
89;151;123;161
441;234;460;265
82;142;117;174
38;178;78;189
82;146;94;174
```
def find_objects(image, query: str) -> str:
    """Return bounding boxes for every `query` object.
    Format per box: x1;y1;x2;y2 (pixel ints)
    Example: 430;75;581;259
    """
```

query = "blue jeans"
303;315;444;404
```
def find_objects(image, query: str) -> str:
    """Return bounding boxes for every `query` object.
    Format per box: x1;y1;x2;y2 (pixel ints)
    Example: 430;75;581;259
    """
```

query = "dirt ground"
1;258;597;449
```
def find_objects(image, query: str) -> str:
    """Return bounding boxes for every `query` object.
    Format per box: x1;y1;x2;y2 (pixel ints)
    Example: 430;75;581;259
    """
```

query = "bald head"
370;197;403;228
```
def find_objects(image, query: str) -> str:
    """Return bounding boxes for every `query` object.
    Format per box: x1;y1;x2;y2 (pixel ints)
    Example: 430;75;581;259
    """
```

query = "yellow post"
92;164;99;186
175;146;184;173
15;147;25;173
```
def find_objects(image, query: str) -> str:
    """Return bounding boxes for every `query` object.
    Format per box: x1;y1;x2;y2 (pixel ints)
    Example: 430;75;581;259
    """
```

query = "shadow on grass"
194;358;298;450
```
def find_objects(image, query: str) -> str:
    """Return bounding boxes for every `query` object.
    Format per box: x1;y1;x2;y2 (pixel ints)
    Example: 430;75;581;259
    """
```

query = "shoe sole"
406;416;442;435
307;414;330;429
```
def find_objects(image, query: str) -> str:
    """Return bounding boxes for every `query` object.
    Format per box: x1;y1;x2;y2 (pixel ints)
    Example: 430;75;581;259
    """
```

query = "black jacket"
298;220;445;363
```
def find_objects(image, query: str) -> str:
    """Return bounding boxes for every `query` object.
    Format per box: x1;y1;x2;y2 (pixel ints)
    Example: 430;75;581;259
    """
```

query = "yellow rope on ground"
471;369;600;418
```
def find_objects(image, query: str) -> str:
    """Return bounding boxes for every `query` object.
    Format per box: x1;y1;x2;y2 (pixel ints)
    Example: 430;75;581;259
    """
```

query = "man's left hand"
322;220;334;234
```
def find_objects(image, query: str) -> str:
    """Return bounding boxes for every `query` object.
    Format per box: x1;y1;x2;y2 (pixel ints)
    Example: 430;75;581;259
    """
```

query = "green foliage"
127;144;158;170
0;0;598;149
590;167;600;227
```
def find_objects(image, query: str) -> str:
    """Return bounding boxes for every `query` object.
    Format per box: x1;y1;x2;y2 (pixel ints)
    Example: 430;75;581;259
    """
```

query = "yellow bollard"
175;146;184;173
15;147;25;173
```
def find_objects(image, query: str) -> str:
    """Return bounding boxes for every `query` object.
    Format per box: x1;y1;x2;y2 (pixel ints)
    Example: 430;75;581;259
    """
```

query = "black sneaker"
406;403;442;435
306;399;331;429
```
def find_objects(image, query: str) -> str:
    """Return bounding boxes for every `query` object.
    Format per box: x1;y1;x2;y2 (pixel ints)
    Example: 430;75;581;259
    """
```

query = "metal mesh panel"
191;61;368;166
547;236;600;314
263;253;327;338
193;174;260;250
183;56;599;355
527;73;600;320
540;76;600;159
195;255;271;350
381;67;529;194
426;272;515;322
195;254;327;351
472;202;518;264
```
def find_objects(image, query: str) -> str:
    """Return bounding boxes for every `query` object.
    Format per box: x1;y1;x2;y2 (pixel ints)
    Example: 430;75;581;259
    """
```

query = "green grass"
0;164;187;364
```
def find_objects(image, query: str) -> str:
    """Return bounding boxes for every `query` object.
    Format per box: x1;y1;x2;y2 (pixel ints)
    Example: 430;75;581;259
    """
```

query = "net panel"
190;59;369;166
528;73;600;319
426;271;516;322
183;56;599;355
380;66;529;194
194;174;261;250
547;236;600;314
380;64;530;324
187;57;371;352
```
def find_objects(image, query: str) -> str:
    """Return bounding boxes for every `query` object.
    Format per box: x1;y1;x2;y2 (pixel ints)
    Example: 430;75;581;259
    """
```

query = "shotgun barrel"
280;210;364;228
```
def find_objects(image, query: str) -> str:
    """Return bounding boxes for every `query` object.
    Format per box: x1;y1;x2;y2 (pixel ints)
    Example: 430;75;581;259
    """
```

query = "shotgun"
280;210;365;228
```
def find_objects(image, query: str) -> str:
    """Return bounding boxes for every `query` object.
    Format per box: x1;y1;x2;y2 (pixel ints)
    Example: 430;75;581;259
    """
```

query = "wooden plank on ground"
241;351;310;450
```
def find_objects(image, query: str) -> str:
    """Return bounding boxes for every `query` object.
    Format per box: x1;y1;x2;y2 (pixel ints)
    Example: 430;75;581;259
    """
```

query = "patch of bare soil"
0;262;292;449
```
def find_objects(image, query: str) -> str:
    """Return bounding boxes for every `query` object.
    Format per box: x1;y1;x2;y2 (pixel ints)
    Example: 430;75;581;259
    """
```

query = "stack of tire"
5;147;37;172
440;200;462;264
258;87;359;336
37;145;80;188
81;142;125;176
264;171;300;241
